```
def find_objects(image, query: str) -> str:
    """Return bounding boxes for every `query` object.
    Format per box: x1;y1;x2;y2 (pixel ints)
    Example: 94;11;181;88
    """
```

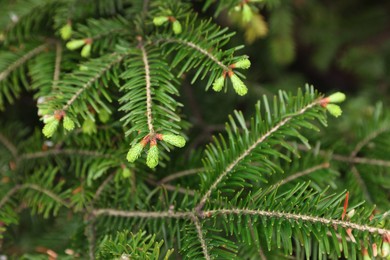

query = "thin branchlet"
196;99;322;211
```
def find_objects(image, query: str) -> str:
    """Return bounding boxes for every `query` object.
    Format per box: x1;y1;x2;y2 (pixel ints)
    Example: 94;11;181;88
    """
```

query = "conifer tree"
0;0;389;259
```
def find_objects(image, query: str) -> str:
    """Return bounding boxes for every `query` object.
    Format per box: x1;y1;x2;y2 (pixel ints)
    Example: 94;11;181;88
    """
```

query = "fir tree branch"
351;166;372;203
20;149;112;160
331;155;390;167
296;144;390;167
52;41;62;89
203;209;390;236
0;43;48;81
62;53;126;111
159;168;203;184
350;125;390;157
0;183;70;209
92;209;192;219
92;172;115;203
192;215;211;260
248;218;267;260
278;162;330;186
0;132;18;158
139;41;155;134
155;38;229;71
196;100;321;211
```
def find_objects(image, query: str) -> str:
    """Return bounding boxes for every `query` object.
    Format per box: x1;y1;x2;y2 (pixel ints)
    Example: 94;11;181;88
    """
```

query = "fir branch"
0;43;48;81
192;215;211;260
92;209;192;219
248;218;267;260
278;162;330;186
0;183;71;209
20;149;111;160
62;52;126;111
203;209;390;236
52;41;62;88
159;38;230;71
350;125;390;157
331;155;390;167
351;166;372;203
196;99;321;211
0;132;18;158
159;168;203;184
139;41;155;134
92;172;115;203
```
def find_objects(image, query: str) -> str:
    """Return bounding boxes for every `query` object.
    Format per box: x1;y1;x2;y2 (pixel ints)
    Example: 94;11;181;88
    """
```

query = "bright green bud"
66;39;85;50
82;118;97;135
81;43;91;58
146;145;159;169
153;16;169;26
382;242;390;257
230;74;248;96
42;119;59;138
43;115;56;124
363;254;371;260
326;104;342;117
172;20;182;35
346;209;355;219
60;23;72;40
162;134;186;148
234;58;251;69
328;92;346;103
126;143;144;163
98;109;110;123
63;116;75;131
212;75;225;92
242;4;253;23
122;167;132;178
79;65;89;71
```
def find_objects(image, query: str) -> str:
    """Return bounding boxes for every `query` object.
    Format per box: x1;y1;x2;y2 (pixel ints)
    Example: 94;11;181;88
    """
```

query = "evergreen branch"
62;53;126;111
278;162;330;185
0;183;71;209
159;38;229;71
52;41;62;88
0;132;18;158
196;99;321;211
159;168;203;184
350;125;390;157
0;43;48;81
192;216;211;260
203;209;390;236
331;155;390;167
93;173;115;203
248;218;267;260
139;42;155;134
20;149;111;160
92;209;192;219
351;166;372;203
296;144;390;167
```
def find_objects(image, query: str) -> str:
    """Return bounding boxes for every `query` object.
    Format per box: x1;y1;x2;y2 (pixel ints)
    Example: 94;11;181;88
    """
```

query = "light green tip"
172;20;182;35
328;92;346;103
234;58;251;69
122;167;132;178
242;4;253;23
66;39;85;50
63;116;75;131
326;104;342;117
153;16;169;26
126;143;144;163
162;134;186;148
230;74;248;96
81;43;92;58
212;75;225;92
146;145;159;169
60;23;72;40
82;118;97;135
42;119;59;138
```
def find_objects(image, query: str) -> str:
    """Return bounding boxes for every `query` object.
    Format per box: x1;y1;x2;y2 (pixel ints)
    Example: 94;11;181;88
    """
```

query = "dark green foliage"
0;0;389;259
